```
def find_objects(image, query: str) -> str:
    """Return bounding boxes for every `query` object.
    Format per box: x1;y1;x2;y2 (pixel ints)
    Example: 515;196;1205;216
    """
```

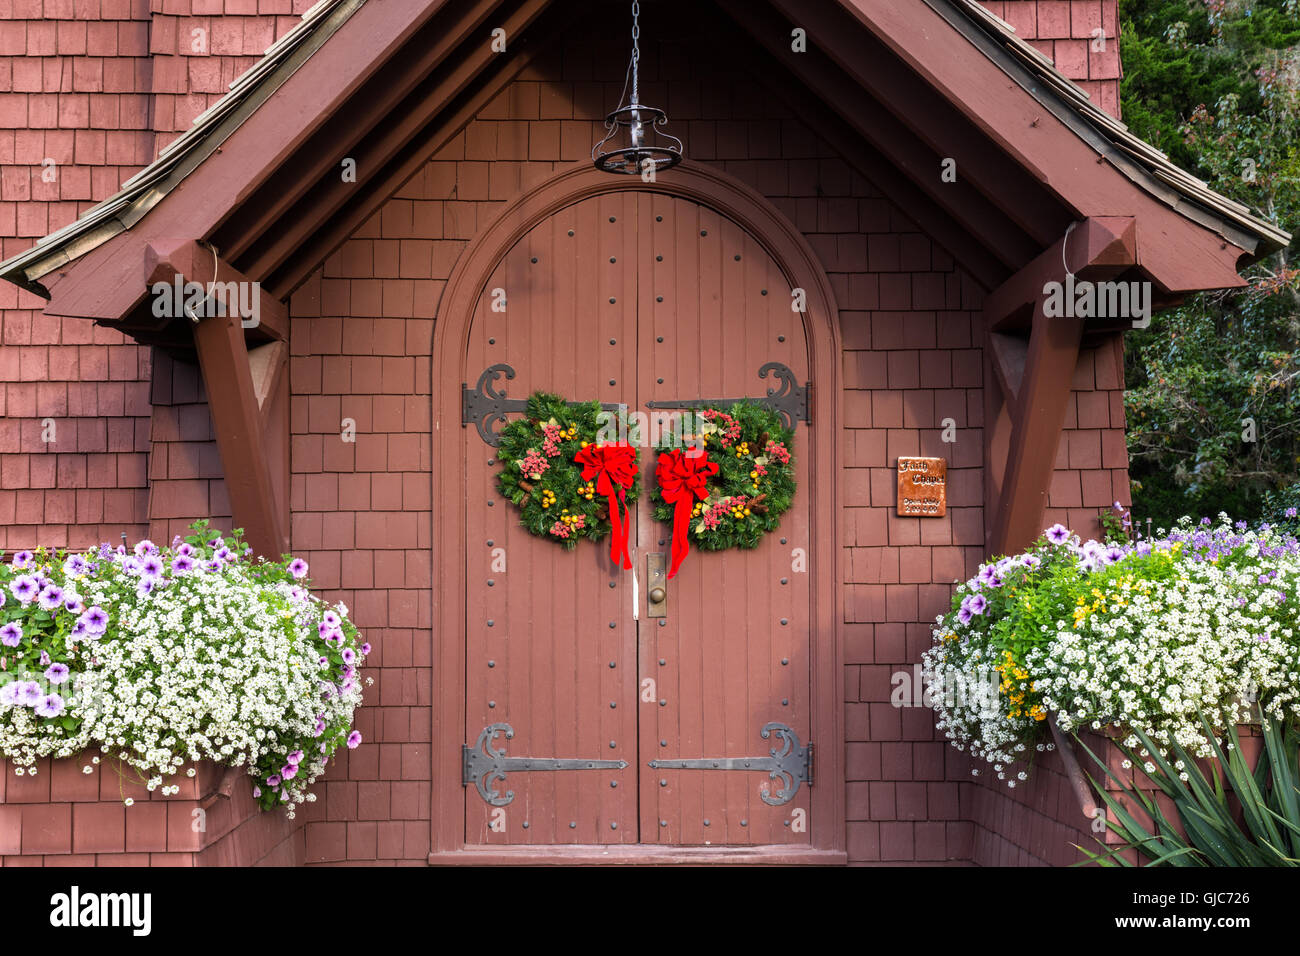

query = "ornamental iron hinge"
462;723;629;806
647;722;812;806
462;364;628;446
645;362;810;430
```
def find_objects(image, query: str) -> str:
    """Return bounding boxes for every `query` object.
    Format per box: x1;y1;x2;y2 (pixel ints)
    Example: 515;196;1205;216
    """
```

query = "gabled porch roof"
0;0;1289;559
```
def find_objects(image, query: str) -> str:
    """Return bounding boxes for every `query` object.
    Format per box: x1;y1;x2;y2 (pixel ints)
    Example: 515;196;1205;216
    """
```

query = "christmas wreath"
650;400;796;577
495;392;641;567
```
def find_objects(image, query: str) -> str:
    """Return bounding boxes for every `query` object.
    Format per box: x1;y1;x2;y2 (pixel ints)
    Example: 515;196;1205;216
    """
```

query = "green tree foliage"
1120;0;1300;527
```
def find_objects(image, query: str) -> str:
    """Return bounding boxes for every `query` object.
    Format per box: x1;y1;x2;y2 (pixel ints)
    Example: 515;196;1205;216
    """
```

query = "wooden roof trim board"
0;0;365;295
931;0;1291;254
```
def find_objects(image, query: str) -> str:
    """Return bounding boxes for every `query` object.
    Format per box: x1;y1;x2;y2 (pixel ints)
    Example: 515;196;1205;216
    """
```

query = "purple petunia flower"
63;554;89;576
287;750;303;765
318;656;329;668
140;555;164;578
252;785;261;798
967;595;987;616
69;620;87;640
37;584;64;611
0;682;18;706
957;607;973;626
18;682;43;707
341;647;356;665
133;539;156;557
34;694;64;718
266;774;281;787
79;606;108;636
347;730;362;749
39;650;49;666
1021;555;1041;571
0;589;5;608
45;662;69;685
136;579;155;600
12;550;33;569
1288;507;1298;519
280;764;298;781
0;622;22;647
1103;546;1126;565
10;575;38;604
215;547;232;562
176;543;194;557
322;610;341;628
287;558;309;579
1045;524;1071;546
203;560;222;573
360;643;371;656
63;593;82;614
171;555;195;574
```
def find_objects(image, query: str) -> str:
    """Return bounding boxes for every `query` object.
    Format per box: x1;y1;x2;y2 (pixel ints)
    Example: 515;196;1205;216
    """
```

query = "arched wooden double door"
434;167;842;861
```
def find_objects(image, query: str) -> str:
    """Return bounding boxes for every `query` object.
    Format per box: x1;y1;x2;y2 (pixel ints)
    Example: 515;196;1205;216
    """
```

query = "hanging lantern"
592;0;683;175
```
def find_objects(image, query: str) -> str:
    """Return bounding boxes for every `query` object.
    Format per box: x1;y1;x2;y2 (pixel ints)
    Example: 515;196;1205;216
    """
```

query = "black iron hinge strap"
648;722;812;806
462;723;628;806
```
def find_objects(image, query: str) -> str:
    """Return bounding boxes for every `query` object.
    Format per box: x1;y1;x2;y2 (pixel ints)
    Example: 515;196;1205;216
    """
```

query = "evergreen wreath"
495;392;641;550
650;400;796;551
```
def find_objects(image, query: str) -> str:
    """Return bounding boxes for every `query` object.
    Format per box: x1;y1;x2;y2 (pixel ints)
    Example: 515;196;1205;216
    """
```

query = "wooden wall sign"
896;457;947;517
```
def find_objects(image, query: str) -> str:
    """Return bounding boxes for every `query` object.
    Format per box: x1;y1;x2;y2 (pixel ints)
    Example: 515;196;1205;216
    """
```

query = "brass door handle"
646;553;667;618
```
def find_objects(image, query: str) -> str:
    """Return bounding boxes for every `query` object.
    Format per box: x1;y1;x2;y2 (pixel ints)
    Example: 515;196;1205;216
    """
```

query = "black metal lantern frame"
592;0;683;175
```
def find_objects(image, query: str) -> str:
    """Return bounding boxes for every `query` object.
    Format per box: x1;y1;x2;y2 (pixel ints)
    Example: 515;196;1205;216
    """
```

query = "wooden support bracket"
983;218;1138;555
146;239;290;560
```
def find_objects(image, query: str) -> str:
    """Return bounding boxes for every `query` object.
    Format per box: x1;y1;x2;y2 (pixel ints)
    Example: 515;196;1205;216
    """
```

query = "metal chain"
630;0;640;103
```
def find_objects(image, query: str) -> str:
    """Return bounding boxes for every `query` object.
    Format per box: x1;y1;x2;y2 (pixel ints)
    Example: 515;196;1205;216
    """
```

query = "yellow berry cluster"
565;422;578;438
749;468;761;491
729;499;751;519
558;508;580;527
579;481;596;501
540;489;558;509
733;441;750;459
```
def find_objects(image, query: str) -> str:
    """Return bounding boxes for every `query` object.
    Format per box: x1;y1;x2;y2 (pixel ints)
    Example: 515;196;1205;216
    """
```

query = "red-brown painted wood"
190;309;288;560
632;196;812;846
432;162;846;862
463;193;639;845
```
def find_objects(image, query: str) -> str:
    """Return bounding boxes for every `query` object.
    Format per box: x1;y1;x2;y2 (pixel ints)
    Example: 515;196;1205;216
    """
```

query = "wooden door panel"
463;190;813;848
635;194;812;846
464;193;639;845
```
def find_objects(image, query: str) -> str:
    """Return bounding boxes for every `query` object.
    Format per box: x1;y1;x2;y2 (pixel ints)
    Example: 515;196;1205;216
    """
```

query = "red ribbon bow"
574;442;638;570
655;449;719;579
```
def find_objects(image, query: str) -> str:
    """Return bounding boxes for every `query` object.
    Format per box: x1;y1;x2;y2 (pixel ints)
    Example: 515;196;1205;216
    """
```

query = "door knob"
646;553;667;618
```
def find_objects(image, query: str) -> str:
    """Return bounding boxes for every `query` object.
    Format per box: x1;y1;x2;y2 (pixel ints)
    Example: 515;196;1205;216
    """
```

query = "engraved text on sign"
896;457;947;517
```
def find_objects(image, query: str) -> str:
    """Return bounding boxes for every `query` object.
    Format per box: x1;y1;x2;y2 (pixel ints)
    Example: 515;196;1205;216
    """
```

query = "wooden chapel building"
0;0;1288;864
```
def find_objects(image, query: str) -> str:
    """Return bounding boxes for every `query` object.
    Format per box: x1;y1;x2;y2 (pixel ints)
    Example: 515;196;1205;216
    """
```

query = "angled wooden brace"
145;239;290;559
983;217;1137;555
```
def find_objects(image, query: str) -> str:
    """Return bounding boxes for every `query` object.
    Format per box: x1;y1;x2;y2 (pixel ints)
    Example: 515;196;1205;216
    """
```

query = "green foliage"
494;392;641;549
1261;479;1300;533
1076;709;1300;866
1120;0;1300;526
648;401;796;551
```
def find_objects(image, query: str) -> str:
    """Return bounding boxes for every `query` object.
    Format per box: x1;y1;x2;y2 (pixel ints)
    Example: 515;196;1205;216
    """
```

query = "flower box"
0;754;302;865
